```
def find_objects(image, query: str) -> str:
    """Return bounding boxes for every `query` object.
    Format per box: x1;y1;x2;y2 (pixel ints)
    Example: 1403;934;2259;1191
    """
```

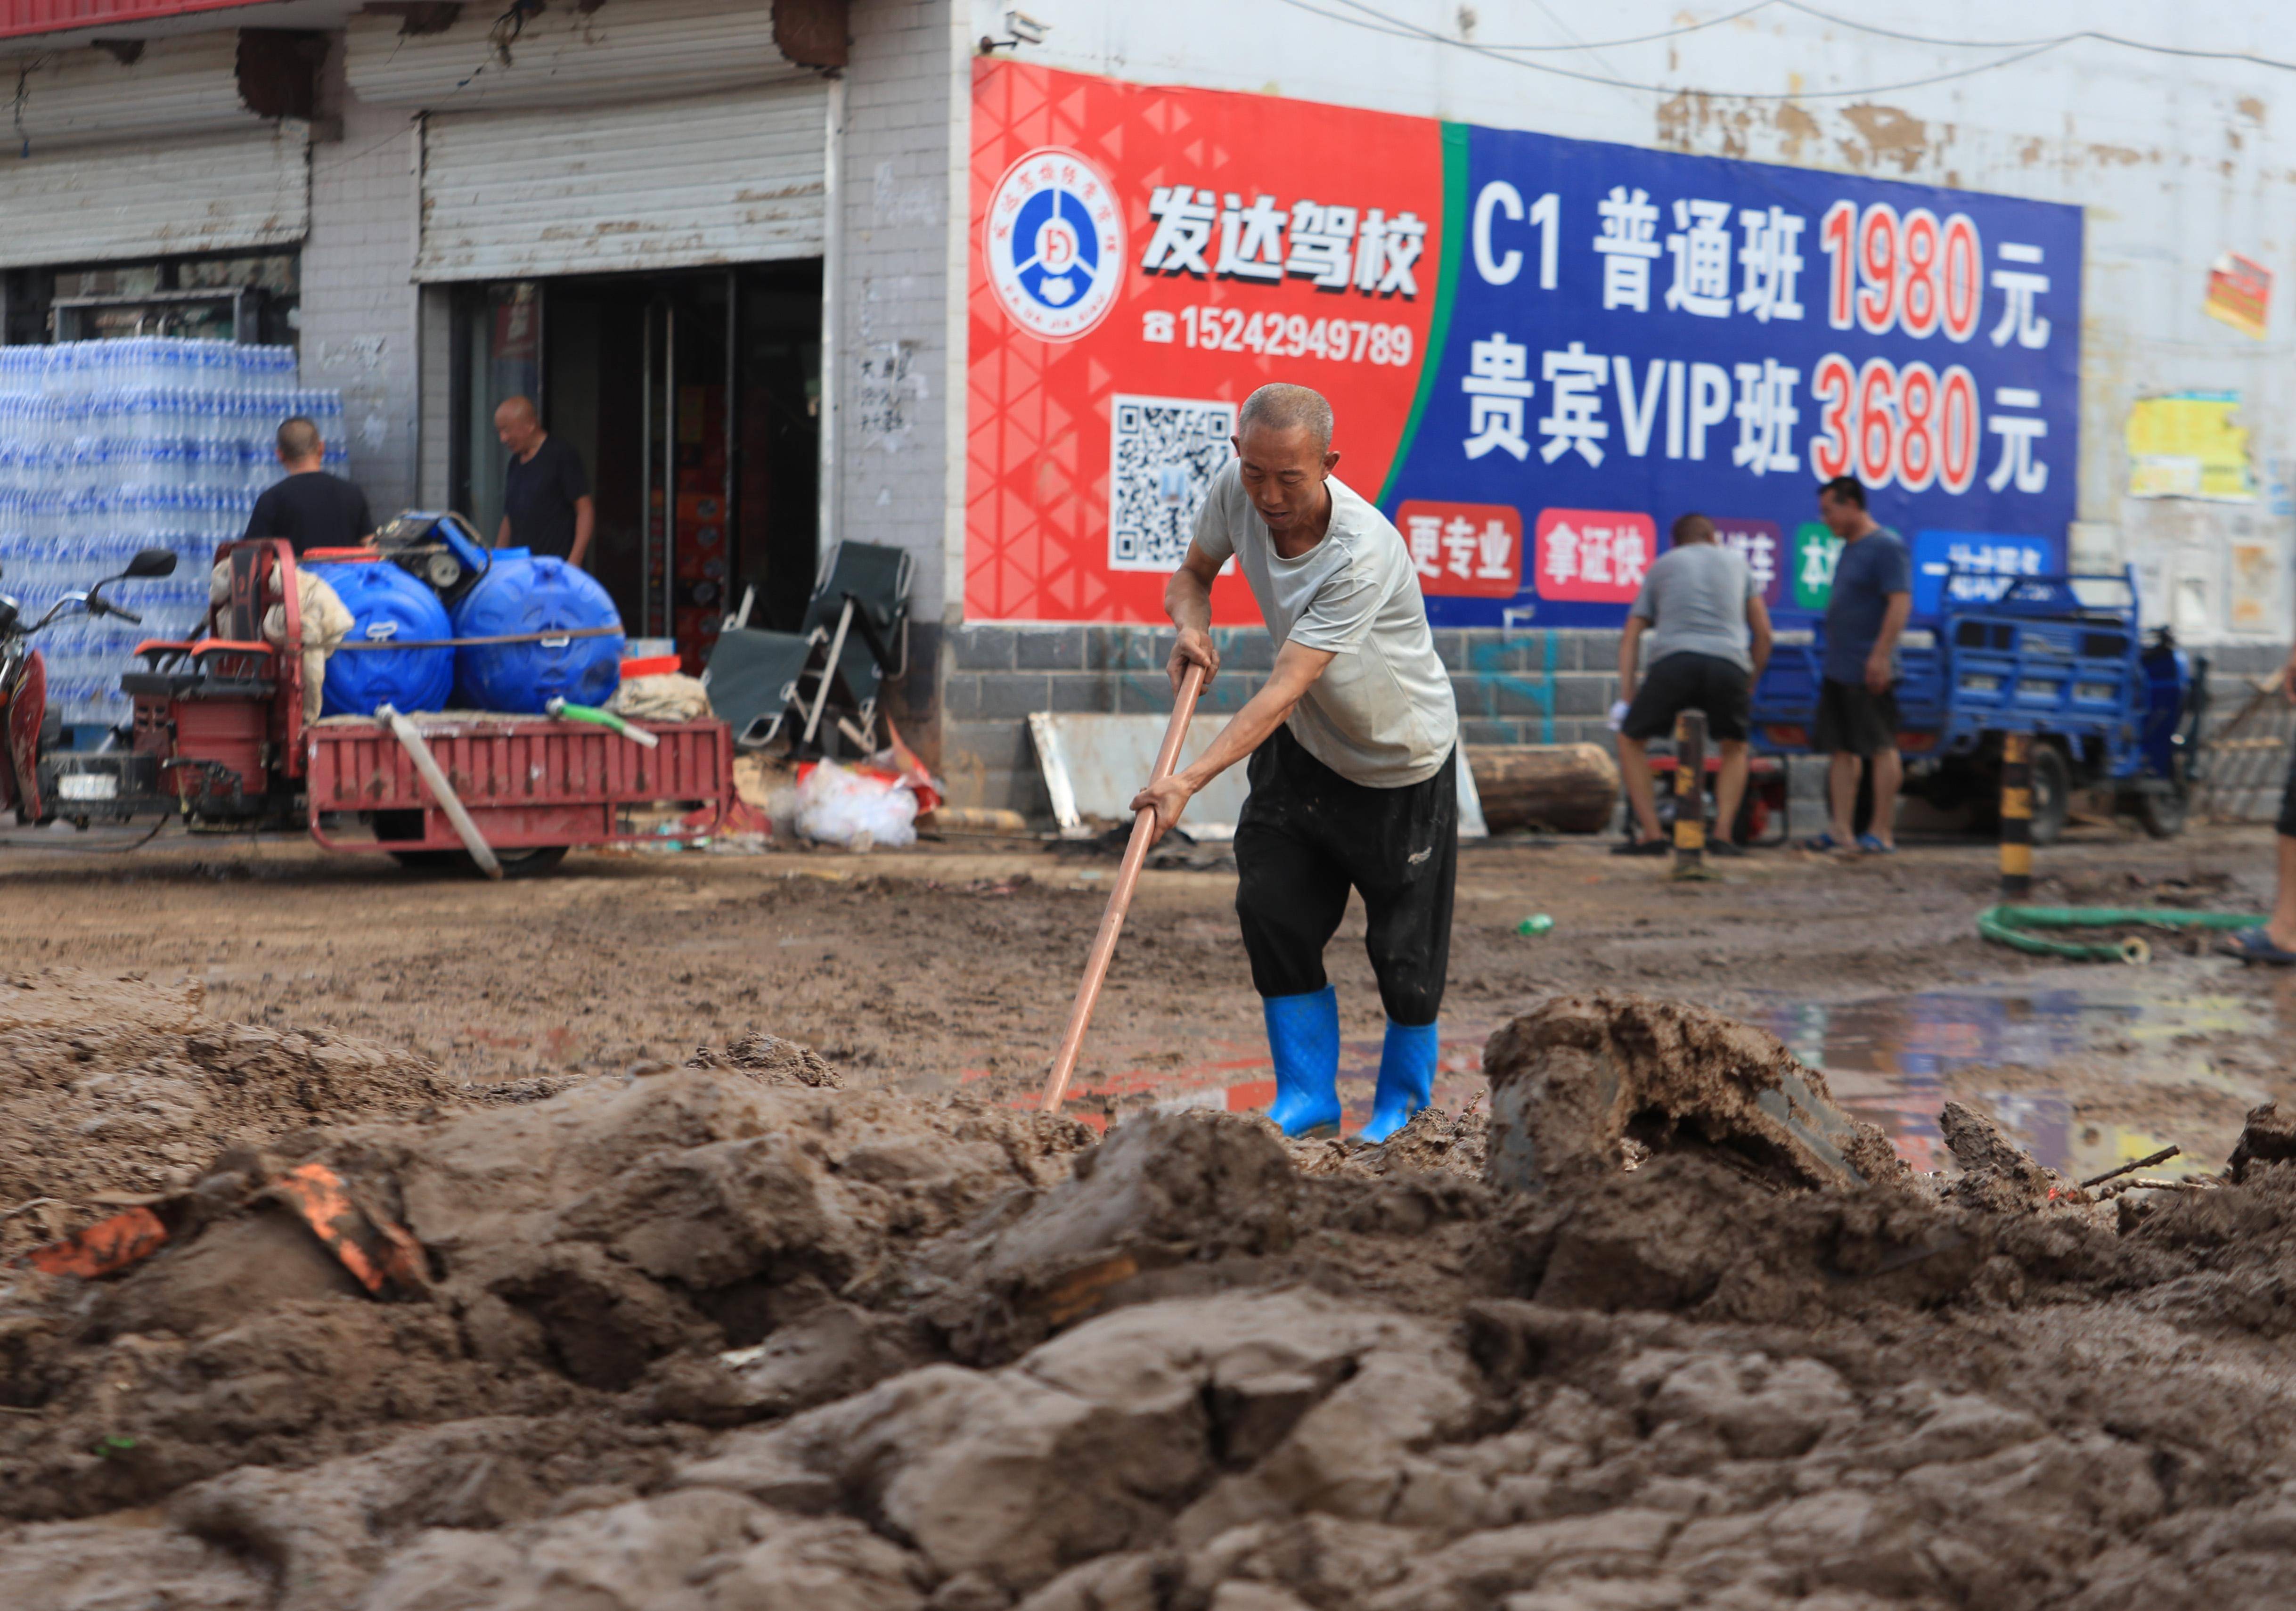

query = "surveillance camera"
1005;8;1049;45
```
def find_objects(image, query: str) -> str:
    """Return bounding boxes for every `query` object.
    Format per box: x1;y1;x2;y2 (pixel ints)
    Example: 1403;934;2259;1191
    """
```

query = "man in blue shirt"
1808;475;1912;853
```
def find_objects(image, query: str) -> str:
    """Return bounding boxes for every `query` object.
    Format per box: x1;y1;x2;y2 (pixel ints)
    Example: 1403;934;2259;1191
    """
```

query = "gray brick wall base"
926;623;1632;816
915;620;2291;824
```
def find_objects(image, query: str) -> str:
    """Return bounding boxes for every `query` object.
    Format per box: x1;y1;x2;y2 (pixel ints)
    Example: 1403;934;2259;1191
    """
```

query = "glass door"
450;281;541;543
635;276;733;667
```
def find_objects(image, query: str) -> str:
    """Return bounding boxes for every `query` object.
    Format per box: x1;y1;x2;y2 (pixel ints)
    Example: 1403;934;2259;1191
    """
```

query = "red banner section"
0;0;268;39
966;58;1445;625
1393;500;1520;599
1531;508;1656;605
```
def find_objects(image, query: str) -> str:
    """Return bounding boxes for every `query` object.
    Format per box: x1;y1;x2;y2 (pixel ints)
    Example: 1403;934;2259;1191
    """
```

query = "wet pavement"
1759;983;2271;1177
1073;973;2277;1180
14;825;2288;1185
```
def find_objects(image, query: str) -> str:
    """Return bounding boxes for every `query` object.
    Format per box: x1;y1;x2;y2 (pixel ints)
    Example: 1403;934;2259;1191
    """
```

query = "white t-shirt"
1192;463;1458;788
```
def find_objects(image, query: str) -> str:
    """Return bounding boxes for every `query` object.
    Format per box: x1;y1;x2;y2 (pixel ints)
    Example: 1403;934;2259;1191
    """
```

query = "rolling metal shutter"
0;121;308;269
413;79;828;282
2;33;261;146
0;33;308;267
344;0;810;112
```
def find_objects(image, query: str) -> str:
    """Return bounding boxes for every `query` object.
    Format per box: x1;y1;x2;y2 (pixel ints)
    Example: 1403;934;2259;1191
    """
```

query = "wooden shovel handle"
1039;660;1208;1115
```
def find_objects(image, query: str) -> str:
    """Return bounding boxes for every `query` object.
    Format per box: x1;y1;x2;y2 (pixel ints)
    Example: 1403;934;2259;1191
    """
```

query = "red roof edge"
0;0;275;43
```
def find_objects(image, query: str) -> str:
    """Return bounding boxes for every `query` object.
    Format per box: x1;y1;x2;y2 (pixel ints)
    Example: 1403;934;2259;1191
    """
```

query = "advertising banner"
966;60;2082;629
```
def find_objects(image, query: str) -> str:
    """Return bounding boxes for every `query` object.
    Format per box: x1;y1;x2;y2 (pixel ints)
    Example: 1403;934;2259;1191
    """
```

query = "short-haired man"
1612;513;1773;855
243;417;371;555
1131;384;1460;1143
1807;475;1912;853
495;396;594;567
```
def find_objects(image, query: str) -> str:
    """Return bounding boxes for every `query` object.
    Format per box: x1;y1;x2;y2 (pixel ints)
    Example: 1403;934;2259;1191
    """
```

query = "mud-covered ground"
7;962;2296;1608
5;822;2296;1608
3;819;2290;1172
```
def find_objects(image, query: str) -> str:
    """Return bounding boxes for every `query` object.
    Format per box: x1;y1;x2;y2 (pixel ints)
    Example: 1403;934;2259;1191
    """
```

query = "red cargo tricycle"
1;538;737;875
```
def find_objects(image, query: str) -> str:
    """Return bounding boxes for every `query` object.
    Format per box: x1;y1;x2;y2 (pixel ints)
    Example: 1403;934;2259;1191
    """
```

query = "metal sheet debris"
1030;711;1486;839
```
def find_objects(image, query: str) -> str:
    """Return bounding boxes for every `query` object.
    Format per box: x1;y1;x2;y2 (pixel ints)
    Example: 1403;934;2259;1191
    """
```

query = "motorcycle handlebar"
20;568;163;634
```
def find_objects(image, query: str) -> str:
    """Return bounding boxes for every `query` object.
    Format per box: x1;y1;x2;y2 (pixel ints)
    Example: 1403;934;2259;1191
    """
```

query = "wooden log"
1466;743;1622;835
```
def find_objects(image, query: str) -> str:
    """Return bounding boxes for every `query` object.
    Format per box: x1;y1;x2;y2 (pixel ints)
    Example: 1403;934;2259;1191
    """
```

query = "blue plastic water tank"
307;560;454;717
449;549;624;714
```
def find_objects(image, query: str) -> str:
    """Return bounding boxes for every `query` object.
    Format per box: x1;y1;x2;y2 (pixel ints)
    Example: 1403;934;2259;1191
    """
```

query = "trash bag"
795;759;919;850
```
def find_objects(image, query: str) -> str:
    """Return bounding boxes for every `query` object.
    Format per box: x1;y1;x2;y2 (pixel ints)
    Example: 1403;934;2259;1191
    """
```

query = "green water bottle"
1517;914;1554;937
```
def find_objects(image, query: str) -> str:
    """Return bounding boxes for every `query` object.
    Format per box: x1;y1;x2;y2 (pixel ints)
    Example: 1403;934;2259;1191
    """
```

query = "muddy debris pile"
0;968;457;1259
8;981;2296;1608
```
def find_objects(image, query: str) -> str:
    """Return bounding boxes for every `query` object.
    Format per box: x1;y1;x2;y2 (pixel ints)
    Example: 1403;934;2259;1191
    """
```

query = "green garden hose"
1977;904;2259;964
544;697;660;749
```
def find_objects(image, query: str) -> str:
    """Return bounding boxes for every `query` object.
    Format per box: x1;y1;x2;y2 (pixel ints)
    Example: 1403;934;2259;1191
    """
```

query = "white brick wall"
417;285;453;508
834;0;967;622
299;38;422;520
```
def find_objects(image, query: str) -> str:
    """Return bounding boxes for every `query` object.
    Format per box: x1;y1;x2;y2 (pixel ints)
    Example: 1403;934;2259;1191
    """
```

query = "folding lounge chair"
700;541;911;754
792;541;911;748
702;627;819;750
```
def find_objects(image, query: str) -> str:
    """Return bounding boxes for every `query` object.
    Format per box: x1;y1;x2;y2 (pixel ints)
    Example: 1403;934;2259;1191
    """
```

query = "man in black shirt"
243;417;372;555
495;395;593;566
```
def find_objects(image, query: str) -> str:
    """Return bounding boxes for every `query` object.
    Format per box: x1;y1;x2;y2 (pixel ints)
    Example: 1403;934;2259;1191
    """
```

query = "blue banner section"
1387;124;2082;629
1909;529;2060;617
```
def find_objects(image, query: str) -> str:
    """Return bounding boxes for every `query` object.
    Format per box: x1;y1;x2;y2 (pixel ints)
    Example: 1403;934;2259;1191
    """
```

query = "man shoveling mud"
1129;384;1459;1142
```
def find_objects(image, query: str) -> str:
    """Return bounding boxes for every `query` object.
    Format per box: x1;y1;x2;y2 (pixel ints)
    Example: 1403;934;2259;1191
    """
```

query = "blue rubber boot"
1262;986;1340;1138
1361;1019;1440;1144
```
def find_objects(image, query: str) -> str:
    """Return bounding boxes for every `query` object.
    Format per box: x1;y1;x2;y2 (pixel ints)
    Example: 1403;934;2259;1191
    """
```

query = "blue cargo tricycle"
1747;566;2207;843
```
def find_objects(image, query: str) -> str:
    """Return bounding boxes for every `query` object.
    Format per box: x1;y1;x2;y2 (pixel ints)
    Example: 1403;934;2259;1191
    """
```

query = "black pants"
1814;676;1900;758
1620;651;1752;742
1234;725;1457;1027
2277;741;2296;838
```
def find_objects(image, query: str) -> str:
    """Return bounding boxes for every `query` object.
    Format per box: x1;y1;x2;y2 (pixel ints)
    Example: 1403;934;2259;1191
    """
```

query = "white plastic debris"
795;759;919;850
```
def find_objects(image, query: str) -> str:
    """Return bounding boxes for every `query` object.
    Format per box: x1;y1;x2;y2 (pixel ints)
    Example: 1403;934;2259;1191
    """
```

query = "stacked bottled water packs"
0;338;345;728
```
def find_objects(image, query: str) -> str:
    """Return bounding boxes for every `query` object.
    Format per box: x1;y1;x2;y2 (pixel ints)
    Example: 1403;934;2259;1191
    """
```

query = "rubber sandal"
1610;837;1668;857
1799;832;1848;853
1855;834;1896;855
2227;929;2296;966
1706;839;1747;858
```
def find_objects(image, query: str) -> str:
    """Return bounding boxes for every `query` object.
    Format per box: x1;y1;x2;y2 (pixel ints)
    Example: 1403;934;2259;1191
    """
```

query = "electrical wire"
1770;0;2296;73
1435;1;1771;52
1275;0;2066;100
10;51;51;160
1285;0;2296;94
1302;0;2296;74
312;119;420;176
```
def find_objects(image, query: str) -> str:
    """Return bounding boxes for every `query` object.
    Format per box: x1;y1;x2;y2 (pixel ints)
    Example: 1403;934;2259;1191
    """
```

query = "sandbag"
210;561;355;724
609;672;713;722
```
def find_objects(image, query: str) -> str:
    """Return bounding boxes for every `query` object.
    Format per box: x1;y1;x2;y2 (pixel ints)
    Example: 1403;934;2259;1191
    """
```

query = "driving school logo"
985;147;1125;341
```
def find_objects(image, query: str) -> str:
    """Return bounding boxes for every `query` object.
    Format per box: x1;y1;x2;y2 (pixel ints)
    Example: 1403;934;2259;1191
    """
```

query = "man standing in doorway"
243;417;371;554
1129;384;1460;1143
1612;512;1773;856
1806;474;1912;854
495;396;594;568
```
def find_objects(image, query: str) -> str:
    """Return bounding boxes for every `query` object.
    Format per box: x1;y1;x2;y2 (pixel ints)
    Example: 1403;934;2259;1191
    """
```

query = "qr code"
1109;393;1237;572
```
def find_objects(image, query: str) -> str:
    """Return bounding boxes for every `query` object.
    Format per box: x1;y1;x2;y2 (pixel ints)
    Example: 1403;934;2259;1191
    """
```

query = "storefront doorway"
449;261;822;668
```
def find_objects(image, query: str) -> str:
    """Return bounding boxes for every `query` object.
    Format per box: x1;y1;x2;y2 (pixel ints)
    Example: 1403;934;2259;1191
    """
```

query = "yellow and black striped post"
1671;710;1714;879
2000;731;2034;898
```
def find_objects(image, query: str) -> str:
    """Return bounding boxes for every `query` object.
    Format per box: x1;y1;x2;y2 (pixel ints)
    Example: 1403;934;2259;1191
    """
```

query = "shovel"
1038;661;1206;1116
